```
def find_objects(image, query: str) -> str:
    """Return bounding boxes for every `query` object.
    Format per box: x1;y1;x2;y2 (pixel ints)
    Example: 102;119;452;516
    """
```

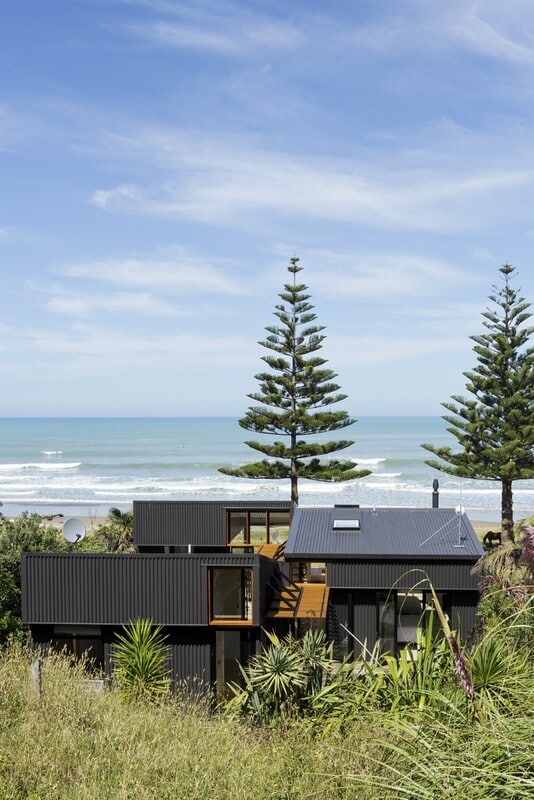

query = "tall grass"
1;642;532;800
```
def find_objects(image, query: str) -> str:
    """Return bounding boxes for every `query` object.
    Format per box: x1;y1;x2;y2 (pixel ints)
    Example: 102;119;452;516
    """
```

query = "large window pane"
268;511;290;543
211;568;252;620
249;512;267;544
228;512;247;545
397;592;424;644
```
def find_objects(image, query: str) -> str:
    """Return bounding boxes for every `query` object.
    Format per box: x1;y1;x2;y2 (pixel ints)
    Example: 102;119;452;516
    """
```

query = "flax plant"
112;618;171;703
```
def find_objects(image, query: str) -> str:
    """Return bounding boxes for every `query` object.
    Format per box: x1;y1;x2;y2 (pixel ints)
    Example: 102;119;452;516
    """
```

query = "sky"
1;0;534;418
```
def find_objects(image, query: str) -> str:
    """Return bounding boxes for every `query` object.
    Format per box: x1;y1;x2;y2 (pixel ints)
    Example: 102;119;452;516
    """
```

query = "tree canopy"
219;257;370;510
0;513;69;646
422;264;534;544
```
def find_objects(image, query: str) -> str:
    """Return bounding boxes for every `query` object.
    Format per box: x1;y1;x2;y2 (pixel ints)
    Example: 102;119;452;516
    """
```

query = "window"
228;511;247;545
51;625;104;670
209;567;253;623
378;591;442;654
333;518;360;530
226;509;290;548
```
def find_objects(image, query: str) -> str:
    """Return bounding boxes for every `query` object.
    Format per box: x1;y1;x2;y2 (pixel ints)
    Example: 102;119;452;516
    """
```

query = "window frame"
377;590;443;654
226;509;290;549
50;625;104;669
208;566;254;626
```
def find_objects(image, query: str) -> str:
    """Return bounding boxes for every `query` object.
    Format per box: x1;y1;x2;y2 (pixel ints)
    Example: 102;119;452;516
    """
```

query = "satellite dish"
455;505;466;516
62;517;86;544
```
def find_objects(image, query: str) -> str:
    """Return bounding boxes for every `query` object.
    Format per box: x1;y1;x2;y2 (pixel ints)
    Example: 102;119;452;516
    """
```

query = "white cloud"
443;1;534;65
90;154;532;233
59;255;247;295
86;125;534;234
117;0;534;66
339;0;534;65
30;323;255;369
46;290;183;318
299;252;476;300
121;0;304;55
330;334;469;367
91;183;141;210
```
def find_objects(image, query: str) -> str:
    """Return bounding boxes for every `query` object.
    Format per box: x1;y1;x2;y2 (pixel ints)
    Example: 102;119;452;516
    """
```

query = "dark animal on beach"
483;530;502;547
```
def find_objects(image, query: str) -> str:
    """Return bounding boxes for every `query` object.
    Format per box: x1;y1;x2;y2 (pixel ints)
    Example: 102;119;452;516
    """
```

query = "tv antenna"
453;503;466;548
419;504;466;548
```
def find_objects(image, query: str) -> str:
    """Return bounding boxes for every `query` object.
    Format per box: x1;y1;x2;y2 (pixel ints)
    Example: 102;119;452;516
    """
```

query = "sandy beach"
8;506;504;545
33;511;108;536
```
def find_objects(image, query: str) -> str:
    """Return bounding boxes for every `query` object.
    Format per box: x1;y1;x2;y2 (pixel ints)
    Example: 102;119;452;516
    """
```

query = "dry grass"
0;645;532;800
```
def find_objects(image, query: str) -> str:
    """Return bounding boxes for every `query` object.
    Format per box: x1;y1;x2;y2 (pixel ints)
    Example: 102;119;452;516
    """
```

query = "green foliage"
95;506;134;552
226;614;470;730
359;612;453;715
347;713;534;800
474;518;534;649
224;576;534;734
422;264;534;544
225;629;336;723
219;257;370;508
0;513;68;647
112;618;171;703
0;562;22;644
468;625;530;717
1;640;533;799
0;512;67;581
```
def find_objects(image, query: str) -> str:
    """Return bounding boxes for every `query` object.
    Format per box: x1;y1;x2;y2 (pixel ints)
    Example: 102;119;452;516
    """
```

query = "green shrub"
112;619;171;703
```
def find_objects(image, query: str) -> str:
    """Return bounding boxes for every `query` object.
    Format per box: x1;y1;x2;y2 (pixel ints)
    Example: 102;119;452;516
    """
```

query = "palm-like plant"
225;629;335;722
112;618;170;703
96;507;134;552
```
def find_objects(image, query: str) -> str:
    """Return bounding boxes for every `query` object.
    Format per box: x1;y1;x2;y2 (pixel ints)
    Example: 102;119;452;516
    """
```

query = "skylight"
333;519;361;531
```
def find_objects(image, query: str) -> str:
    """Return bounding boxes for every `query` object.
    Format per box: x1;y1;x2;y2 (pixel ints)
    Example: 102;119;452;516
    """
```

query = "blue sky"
1;0;534;417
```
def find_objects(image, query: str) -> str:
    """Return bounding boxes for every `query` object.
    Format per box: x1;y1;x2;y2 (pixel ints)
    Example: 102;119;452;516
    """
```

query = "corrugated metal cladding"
449;593;480;639
328;590;376;659
351;592;377;656
328;560;480;590
168;629;212;692
22;553;261;626
134;500;290;547
286;507;484;559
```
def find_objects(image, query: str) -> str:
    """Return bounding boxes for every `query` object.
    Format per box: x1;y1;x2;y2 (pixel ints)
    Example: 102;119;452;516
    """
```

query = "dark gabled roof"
285;506;485;560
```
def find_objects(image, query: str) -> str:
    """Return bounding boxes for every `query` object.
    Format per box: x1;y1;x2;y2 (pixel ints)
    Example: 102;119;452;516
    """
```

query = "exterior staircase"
295;583;329;620
257;541;286;560
266;575;329;620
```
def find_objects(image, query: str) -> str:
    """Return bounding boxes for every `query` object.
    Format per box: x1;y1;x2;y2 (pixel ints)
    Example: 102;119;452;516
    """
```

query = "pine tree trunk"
501;477;515;544
290;465;298;520
290;312;298;518
290;425;298;517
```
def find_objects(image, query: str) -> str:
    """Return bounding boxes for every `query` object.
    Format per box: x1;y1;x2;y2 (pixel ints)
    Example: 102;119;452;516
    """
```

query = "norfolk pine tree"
422;264;534;544
219;257;370;511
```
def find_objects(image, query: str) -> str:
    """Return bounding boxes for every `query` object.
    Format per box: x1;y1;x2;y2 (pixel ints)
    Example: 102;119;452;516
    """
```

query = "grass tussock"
0;644;533;800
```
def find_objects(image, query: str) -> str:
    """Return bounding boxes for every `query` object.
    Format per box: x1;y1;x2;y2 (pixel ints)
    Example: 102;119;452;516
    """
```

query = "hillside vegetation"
1;585;533;800
1;519;533;799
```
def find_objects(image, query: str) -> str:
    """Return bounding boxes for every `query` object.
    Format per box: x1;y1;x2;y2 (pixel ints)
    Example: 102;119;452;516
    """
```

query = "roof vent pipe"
432;479;439;509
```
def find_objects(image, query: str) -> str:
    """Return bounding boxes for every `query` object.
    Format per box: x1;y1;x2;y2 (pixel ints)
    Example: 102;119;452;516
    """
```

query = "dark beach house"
22;500;484;694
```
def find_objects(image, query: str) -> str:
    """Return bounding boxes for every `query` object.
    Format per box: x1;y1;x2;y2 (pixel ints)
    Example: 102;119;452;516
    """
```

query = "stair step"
266;582;329;619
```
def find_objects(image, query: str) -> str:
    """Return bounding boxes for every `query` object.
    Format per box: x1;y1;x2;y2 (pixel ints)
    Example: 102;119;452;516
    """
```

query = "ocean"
0;417;531;521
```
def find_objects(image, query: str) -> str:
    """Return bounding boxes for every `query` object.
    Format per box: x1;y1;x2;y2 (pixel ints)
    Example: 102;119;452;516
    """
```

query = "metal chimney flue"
432;479;439;508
